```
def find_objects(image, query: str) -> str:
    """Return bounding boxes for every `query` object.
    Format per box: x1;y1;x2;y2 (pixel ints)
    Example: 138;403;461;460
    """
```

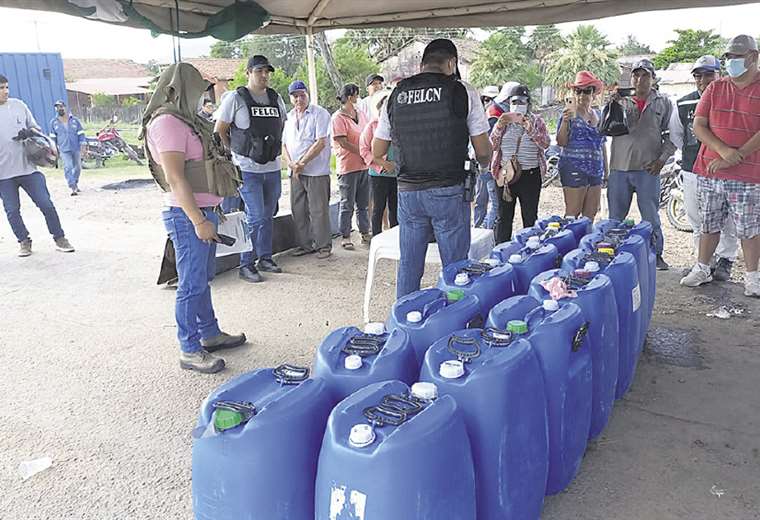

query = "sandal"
291;246;316;257
341;238;354;250
316;248;332;259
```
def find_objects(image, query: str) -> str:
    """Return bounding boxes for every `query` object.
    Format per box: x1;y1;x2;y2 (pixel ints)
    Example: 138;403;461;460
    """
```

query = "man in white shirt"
357;73;385;120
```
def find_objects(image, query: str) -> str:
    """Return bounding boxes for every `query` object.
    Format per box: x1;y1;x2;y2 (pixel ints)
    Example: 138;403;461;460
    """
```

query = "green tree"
344;28;471;63
616;34;653;56
91;92;115;107
229;66;293;103
210;35;306;76
209;39;244;59
470;27;542;89
653;29;725;70
527;25;566;70
544;25;619;89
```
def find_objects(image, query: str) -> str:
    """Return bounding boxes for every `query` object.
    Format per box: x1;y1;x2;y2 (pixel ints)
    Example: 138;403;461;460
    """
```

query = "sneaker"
341;237;354;250
179;349;225;373
201;332;247;353
239;264;263;283
70;190;78;196
680;264;713;287
745;278;760;298
656;255;669;271
54;237;75;253
257;257;282;273
18;239;32;257
712;257;733;282
361;232;372;245
316;247;332;260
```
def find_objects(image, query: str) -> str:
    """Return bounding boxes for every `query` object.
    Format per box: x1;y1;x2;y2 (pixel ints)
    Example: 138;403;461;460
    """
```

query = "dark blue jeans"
60;150;82;189
239;170;282;266
397;183;471;298
162;206;221;354
0;172;65;242
473;171;498;229
607;169;664;254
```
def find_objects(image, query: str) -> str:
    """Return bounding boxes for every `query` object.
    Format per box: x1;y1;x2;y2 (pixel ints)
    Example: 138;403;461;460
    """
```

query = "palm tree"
544;25;619;90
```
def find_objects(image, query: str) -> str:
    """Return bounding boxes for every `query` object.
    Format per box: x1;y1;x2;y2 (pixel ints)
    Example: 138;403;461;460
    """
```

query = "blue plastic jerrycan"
529;269;619;440
563;249;642;399
387;288;483;366
192;365;335;520
420;328;549;520
436;259;517;318
315;380;476;520
490;241;560;295
515;224;577;257
313;324;418;402
537;215;593;243
487;296;593;495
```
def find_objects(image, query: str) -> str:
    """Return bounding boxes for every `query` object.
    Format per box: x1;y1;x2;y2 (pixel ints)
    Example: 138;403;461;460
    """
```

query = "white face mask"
725;58;748;78
510;104;528;115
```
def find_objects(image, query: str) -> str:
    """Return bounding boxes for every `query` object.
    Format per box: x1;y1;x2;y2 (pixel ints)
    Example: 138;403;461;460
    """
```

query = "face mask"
510;104;528;115
725;58;748;78
56;108;65;116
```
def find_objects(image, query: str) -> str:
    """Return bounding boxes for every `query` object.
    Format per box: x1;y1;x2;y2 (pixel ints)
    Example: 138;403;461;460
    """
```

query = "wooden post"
306;27;318;104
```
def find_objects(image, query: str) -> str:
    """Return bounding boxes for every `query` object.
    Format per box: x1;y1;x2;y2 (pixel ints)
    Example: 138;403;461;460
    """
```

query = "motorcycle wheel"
542;167;561;188
124;144;144;166
667;194;692;232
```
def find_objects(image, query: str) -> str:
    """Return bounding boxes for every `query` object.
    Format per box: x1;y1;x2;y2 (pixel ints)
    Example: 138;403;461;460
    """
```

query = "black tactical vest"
230;87;283;164
676;90;702;172
388;73;470;188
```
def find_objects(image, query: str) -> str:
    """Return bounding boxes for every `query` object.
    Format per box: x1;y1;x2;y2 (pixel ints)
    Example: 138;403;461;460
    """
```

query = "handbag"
497;131;524;202
600;99;629;137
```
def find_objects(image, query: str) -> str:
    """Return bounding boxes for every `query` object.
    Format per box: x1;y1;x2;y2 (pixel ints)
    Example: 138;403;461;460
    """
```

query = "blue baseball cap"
288;80;308;94
691;55;721;74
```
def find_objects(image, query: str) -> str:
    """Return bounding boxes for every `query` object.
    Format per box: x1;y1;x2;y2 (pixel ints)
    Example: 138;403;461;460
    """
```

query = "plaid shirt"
489;113;550;179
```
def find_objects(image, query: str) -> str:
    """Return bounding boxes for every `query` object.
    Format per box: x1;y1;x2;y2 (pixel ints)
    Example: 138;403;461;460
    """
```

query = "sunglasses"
573;87;594;95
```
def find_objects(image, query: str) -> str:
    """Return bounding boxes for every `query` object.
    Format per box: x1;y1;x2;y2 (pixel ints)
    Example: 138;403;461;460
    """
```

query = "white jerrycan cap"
406;310;423;323
482;258;500;267
344;355;362;370
508;253;523;264
564;215;576;220
349;424;376;448
454;272;470;286
411;382;438;401
584;261;601;273
543;299;559;312
526;237;541;249
363;322;386;335
440;359;465;379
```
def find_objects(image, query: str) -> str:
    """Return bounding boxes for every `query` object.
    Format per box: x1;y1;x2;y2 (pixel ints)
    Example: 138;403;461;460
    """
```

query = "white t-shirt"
0;99;39;180
375;80;489;141
217;88;288;173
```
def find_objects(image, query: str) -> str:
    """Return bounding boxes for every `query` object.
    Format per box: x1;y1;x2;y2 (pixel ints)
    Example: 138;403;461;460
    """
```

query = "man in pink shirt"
681;35;760;297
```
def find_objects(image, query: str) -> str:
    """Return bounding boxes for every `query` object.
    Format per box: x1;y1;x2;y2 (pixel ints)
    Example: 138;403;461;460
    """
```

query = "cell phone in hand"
216;234;236;247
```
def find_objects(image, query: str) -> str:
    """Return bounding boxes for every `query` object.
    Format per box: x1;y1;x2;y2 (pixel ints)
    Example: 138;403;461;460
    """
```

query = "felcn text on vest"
397;87;443;105
250;106;280;118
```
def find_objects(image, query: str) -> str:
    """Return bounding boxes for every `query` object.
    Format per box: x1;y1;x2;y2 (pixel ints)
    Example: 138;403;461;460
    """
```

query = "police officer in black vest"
669;54;738;281
372;39;492;298
216;55;288;283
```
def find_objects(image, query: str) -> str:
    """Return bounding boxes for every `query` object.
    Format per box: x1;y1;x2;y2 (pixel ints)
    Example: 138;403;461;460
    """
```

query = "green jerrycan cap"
214;409;244;432
446;289;465;302
623;219;635;226
507;320;528;334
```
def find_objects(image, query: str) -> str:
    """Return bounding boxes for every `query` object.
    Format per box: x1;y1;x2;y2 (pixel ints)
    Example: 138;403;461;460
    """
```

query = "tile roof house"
63;59;153;112
185;58;242;102
380;38;481;85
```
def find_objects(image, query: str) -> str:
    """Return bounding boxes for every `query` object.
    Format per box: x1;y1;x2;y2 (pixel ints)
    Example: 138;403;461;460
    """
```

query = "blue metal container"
562;249;642;398
192;365;334;520
315;380;476;520
490;241;560;295
436;259;517;317
313;325;418;401
420;328;549;520
529;269;619;439
537;215;593;243
487;296;593;495
387;288;483;365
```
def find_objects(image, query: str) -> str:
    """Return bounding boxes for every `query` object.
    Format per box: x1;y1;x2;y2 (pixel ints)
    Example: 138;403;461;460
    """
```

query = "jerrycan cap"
564;215;576;220
344;354;363;370
543;299;559;312
482;258;500;267
584;261;601;273
598;247;615;256
440;360;465;379
526;237;541;249
406;311;423;323
547;222;561;230
508;254;523;264
214;409;244;432
411;382;438;401
507;320;528;334
454;272;470;286
623;218;635;226
363;322;385;335
446;289;465;302
349;424;376;448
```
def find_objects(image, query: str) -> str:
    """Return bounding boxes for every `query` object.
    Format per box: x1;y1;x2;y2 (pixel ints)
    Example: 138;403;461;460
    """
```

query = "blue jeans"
239;170;282;266
607;169;664;254
60;150;81;189
220;195;242;213
162;206;221;354
473;171;498;229
0;172;65;242
397;183;471;298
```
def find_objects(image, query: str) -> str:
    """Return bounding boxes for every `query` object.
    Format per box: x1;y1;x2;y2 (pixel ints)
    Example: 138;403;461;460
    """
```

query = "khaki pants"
290;174;332;251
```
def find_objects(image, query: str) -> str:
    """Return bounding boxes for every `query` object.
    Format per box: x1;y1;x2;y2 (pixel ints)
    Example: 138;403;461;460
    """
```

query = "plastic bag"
600;99;629;137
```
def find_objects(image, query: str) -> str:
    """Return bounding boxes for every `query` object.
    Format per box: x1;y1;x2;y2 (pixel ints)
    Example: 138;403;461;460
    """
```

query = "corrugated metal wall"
0;53;67;135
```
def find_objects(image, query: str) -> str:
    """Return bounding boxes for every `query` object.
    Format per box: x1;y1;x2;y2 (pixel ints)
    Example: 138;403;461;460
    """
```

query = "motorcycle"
81;137;115;169
659;155;692;232
96;115;144;165
541;142;561;188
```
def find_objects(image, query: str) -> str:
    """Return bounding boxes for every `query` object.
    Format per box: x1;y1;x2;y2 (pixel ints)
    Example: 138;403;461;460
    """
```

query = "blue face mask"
725;58;748;78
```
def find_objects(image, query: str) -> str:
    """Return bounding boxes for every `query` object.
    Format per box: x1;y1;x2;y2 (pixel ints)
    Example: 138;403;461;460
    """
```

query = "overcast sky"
1;4;759;63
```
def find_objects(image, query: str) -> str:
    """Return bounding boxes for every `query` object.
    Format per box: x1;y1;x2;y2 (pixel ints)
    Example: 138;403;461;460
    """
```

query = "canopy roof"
1;0;756;40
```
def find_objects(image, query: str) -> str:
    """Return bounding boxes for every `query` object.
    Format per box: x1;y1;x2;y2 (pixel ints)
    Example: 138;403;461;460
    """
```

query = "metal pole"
306;27;318;105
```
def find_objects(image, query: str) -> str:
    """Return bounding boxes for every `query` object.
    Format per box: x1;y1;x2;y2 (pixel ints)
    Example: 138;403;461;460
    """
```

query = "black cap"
631;58;656;78
54;99;65;106
421;39;460;80
247;55;274;72
365;73;384;87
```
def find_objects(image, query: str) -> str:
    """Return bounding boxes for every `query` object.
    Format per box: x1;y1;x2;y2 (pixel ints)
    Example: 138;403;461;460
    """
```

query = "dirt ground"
0;170;758;520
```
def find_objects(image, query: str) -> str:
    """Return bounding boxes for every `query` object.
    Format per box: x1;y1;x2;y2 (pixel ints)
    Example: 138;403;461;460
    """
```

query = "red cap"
569;71;604;92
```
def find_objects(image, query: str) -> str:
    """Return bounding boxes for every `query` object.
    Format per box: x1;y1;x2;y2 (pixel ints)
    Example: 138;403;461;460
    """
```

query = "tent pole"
306;26;318;104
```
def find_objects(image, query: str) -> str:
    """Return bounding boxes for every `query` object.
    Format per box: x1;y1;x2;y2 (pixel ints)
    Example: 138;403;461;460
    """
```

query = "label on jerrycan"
329;485;367;520
632;284;641;311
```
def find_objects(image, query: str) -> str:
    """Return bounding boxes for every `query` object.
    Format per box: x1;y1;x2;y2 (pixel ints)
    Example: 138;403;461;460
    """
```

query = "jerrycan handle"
273;364;310;385
572;322;590;352
462;262;494;275
585;251;613;266
447;335;481;363
480;327;513;347
422;297;448;319
343;333;387;357
363;403;406;427
562;273;592;290
381;393;424;416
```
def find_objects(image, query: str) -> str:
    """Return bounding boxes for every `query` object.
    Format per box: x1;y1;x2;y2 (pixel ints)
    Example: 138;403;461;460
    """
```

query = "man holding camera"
608;59;676;270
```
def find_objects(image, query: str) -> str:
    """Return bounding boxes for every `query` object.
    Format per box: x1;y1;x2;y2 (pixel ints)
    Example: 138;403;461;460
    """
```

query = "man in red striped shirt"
681;35;760;297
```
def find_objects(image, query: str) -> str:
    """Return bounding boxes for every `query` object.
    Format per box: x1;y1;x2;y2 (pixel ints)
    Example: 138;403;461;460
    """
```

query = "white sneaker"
745;279;760;298
680;264;712;287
